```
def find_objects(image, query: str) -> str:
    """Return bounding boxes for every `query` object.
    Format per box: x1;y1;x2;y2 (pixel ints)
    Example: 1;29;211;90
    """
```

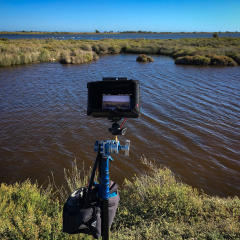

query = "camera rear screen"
87;79;140;118
102;95;130;110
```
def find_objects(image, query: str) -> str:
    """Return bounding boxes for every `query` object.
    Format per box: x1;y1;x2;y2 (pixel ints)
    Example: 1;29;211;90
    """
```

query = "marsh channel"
0;53;239;197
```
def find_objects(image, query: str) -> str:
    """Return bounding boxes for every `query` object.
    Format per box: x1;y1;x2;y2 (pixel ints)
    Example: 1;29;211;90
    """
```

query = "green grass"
112;157;240;239
0;180;80;239
0;37;239;67
0;157;239;239
0;160;92;240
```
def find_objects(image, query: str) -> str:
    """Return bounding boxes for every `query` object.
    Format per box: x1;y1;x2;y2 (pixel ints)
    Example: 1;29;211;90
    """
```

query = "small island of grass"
175;54;238;66
136;54;154;62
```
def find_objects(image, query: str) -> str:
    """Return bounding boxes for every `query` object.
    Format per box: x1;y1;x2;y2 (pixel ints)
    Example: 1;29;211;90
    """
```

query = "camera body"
87;77;140;119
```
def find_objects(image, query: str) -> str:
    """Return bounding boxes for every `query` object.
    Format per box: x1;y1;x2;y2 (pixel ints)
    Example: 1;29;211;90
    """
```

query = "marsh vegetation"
0;157;239;239
0;37;239;67
136;54;154;62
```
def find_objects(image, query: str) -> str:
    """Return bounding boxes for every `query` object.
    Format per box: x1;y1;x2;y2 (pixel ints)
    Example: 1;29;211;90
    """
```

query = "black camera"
87;77;140;120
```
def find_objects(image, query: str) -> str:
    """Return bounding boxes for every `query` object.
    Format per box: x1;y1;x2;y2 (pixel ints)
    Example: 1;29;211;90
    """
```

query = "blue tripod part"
101;156;110;200
96;139;129;200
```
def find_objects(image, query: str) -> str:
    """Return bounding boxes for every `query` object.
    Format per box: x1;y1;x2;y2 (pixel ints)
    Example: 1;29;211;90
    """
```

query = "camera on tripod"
63;77;141;240
87;77;140;120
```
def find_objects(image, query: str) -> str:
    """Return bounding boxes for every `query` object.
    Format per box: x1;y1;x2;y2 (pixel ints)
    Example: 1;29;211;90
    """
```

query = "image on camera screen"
102;95;130;110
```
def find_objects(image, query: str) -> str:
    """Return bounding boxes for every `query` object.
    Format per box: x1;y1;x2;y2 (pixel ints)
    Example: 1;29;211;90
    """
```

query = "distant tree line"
1;30;239;35
120;31;239;34
95;30;114;33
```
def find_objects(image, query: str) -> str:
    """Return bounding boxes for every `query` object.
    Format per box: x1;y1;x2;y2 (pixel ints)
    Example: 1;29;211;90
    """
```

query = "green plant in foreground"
111;156;240;239
0;179;92;239
0;157;240;239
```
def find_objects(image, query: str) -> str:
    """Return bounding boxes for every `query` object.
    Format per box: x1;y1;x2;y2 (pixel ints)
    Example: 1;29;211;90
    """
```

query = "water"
1;33;240;40
0;54;240;197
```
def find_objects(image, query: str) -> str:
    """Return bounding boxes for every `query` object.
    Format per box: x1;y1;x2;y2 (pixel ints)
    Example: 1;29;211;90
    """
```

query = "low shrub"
80;44;92;51
0;54;13;67
59;50;98;64
92;52;99;60
99;43;109;53
175;54;237;66
121;45;131;53
92;44;100;54
175;55;211;65
128;46;145;54
38;50;51;62
205;54;238;66
231;53;240;64
59;51;71;64
172;49;186;58
136;54;154;62
0;180;83;239
84;53;92;61
108;45;121;54
157;47;176;56
0;52;41;67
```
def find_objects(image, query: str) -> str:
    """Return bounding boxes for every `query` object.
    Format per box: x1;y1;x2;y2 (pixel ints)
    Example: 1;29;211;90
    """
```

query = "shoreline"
0;31;239;35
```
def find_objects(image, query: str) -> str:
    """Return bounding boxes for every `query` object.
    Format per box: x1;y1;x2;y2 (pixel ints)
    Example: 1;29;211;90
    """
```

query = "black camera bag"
63;181;120;239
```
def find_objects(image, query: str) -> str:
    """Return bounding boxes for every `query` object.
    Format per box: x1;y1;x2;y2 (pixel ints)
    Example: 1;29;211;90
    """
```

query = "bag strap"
110;182;118;193
85;143;101;208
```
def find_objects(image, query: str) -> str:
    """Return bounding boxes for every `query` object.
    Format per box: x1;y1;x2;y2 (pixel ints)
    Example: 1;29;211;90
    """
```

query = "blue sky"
0;0;239;32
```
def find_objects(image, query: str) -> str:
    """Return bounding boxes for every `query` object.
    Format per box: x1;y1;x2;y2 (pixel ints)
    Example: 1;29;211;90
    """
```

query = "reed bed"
0;157;239;239
0;37;240;67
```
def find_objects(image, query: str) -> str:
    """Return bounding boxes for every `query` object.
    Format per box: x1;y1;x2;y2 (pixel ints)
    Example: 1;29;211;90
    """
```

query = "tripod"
85;118;129;240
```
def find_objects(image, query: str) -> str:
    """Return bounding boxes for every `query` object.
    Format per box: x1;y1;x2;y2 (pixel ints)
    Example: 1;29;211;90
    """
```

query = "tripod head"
94;118;130;156
108;118;127;136
94;139;130;157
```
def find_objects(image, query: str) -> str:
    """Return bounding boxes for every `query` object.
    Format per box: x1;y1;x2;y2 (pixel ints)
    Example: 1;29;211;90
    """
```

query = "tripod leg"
98;152;102;179
101;156;109;240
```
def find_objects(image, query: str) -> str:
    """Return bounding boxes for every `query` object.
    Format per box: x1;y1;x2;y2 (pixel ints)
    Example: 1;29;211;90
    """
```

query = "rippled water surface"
0;54;240;197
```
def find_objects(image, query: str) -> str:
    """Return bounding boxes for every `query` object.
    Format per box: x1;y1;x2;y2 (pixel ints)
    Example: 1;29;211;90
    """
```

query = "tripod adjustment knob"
120;140;130;156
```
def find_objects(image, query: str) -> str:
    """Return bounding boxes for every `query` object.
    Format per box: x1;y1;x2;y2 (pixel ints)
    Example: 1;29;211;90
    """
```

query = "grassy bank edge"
0;157;239;239
0;37;240;67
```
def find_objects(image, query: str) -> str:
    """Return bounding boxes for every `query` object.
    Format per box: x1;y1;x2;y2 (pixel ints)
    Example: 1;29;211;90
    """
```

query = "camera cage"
87;77;140;119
